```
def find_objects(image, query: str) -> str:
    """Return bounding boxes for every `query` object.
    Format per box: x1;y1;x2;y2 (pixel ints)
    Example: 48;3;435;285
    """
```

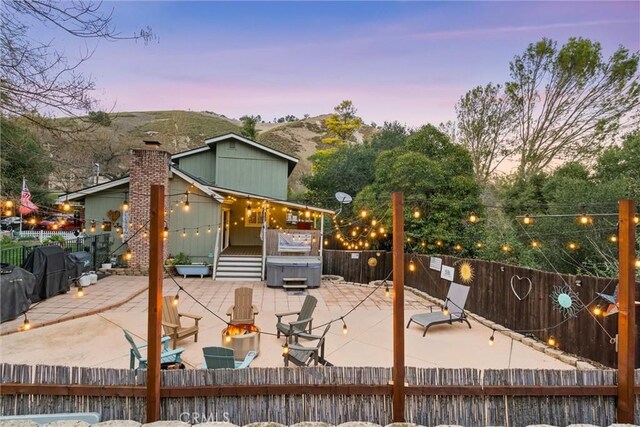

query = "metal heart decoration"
510;275;533;301
107;210;121;222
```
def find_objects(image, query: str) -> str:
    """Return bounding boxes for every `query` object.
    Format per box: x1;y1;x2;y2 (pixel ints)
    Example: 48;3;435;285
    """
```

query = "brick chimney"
128;141;170;270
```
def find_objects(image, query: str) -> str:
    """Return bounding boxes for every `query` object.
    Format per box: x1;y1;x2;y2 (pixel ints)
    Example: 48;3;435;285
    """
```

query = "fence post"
617;199;636;423
91;237;97;270
392;192;405;422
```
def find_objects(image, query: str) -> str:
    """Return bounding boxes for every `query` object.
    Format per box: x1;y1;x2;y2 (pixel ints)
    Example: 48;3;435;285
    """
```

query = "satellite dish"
335;192;353;204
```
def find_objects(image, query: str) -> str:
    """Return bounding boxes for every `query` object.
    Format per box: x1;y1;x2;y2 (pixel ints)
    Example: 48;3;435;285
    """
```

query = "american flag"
19;179;38;215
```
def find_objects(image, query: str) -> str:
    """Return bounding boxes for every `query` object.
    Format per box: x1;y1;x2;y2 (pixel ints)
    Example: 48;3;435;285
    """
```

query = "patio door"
222;208;230;250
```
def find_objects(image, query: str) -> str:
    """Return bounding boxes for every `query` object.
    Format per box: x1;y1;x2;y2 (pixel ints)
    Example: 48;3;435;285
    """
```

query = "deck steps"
215;254;262;281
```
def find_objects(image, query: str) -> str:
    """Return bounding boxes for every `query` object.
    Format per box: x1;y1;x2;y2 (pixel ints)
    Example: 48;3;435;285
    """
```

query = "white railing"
18;230;79;242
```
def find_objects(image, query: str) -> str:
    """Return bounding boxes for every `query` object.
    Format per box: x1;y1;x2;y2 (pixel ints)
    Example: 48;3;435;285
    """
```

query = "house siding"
168;177;220;263
174;148;216;184
84;184;129;257
215;139;288;199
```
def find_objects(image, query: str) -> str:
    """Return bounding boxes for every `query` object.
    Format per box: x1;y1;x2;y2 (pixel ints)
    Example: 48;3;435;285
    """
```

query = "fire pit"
221;324;260;359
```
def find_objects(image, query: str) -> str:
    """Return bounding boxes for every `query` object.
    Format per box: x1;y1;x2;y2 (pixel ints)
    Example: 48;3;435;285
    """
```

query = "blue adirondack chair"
123;329;184;370
202;346;256;369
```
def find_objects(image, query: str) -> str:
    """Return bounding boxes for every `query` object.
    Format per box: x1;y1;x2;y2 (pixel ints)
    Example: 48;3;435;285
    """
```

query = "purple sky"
43;1;640;126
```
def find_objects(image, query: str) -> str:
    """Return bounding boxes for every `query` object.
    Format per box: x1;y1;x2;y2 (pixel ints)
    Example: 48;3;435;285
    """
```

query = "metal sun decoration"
550;284;583;318
458;261;474;284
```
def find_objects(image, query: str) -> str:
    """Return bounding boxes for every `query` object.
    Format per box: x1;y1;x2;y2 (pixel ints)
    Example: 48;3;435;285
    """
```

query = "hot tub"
266;256;322;288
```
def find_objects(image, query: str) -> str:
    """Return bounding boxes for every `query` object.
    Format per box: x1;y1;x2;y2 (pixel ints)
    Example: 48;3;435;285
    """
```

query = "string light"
488;329;495;346
342;318;348;335
522;215;533;225
453;243;463;252
530;240;541;249
609;234;618;243
182;229;187;237
371;219;377;226
436;240;443;248
196;228;200;236
442;301;449;317
62;200;71;211
225;329;232;344
305;208;311;219
578;213;591;225
379;226;385;234
125;249;133;261
547;336;557;347
634;215;639;224
409;260;416;272
282;342;289;355
207;226;211;233
77;287;84;298
385;283;390;297
173;292;180;306
90;221;96;233
413;209;420;219
567;242;579;251
592;304;602;316
361;209;368;218
475;242;484;249
468;213;478;223
22;315;31;331
163;226;169;239
501;244;511;253
183;194;190;212
122;193;129;212
635;259;640;269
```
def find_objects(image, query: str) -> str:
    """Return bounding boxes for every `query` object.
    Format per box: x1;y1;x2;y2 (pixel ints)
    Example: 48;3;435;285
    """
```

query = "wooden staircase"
215;254;262;281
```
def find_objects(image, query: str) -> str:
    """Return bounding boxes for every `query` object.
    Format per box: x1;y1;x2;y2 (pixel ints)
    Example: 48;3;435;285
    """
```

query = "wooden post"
617;199;636;423
392;192;405;422
146;185;164;422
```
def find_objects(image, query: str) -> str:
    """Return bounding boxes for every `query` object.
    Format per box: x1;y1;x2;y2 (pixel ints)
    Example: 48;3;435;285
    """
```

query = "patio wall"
321;250;639;368
1;363;634;425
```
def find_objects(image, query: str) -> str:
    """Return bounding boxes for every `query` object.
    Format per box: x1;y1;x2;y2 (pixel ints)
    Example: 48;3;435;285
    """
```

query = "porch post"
261;206;267;280
320;213;324;258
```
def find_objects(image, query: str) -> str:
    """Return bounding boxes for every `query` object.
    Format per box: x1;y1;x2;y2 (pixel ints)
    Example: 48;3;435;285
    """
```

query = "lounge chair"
284;324;333;367
123;329;184;370
226;287;259;325
406;282;472;336
202;346;256;369
162;295;202;349
275;294;317;341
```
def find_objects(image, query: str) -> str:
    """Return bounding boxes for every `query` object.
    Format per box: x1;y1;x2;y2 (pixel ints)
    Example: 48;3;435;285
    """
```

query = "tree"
88;111;111;127
453;83;515;183
322;100;363;146
355;125;483;256
0;117;54;205
1;0;152;128
240;115;260;140
505;38;640;178
369;121;410;152
595;130;640;197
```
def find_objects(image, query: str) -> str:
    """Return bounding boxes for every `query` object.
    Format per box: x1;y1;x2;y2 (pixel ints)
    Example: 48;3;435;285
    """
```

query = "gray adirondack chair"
123;329;184;370
284;323;333;367
407;282;472;336
202;346;256;369
226;287;259;325
275;295;317;341
162;295;202;349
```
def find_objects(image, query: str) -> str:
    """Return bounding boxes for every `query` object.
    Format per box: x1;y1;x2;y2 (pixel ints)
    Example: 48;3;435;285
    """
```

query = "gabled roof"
56;168;224;204
172;133;299;175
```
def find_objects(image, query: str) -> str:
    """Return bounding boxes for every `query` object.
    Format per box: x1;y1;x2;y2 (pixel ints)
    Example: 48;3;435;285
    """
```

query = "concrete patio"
0;275;574;370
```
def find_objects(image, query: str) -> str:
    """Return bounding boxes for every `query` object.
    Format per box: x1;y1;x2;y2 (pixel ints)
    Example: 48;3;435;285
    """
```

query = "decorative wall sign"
429;257;442;271
107;210;121;223
550;284;583;318
440;265;455;281
278;232;311;252
367;257;378;267
458;261;474;284
510;275;533;301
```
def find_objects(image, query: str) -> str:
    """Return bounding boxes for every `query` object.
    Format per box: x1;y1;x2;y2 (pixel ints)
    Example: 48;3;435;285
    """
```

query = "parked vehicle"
0;217;22;230
38;215;84;231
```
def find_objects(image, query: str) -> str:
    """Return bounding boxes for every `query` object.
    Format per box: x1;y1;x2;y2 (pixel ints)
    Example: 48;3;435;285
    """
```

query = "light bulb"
547;336;557;347
531;240;540;248
23;318;31;331
342;322;348;335
122;200;129;211
77;287;84;298
371;219;377;226
409;261;416;272
63;201;71;211
183;201;190;211
173;294;179;306
468;213;478;223
442;305;449;316
379;227;385;234
489;332;495;346
475;242;484;249
282;343;289;355
385;285;390;297
592;304;602;316
578;214;590;225
361;209;367;218
125;249;132;260
609;234;618;243
523;215;533;225
163;226;169;238
413;209;420;219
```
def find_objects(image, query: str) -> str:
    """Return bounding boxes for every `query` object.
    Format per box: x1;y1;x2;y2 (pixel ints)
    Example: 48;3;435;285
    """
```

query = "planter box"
175;264;211;278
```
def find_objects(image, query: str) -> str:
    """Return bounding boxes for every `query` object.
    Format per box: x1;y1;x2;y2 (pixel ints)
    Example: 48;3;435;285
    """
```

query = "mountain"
39;110;377;193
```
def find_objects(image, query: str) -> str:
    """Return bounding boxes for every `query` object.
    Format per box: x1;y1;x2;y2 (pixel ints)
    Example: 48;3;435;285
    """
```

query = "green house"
59;133;332;281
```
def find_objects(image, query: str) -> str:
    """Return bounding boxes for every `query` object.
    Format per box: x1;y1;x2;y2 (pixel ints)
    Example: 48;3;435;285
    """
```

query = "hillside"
40;110;377;193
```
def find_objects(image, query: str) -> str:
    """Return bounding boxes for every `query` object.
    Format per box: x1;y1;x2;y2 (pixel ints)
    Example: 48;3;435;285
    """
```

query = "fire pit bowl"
221;324;260;360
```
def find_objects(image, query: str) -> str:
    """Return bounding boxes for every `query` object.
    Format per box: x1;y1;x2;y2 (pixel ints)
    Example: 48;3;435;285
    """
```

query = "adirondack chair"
123;329;184;370
162;295;202;349
275;295;317;341
226;287;259;325
202;346;256;369
406;282;472;336
284;324;333;367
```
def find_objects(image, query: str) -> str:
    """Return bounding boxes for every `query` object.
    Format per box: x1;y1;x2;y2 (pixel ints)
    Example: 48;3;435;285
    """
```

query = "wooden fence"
322;250;639;368
3;364;639;425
